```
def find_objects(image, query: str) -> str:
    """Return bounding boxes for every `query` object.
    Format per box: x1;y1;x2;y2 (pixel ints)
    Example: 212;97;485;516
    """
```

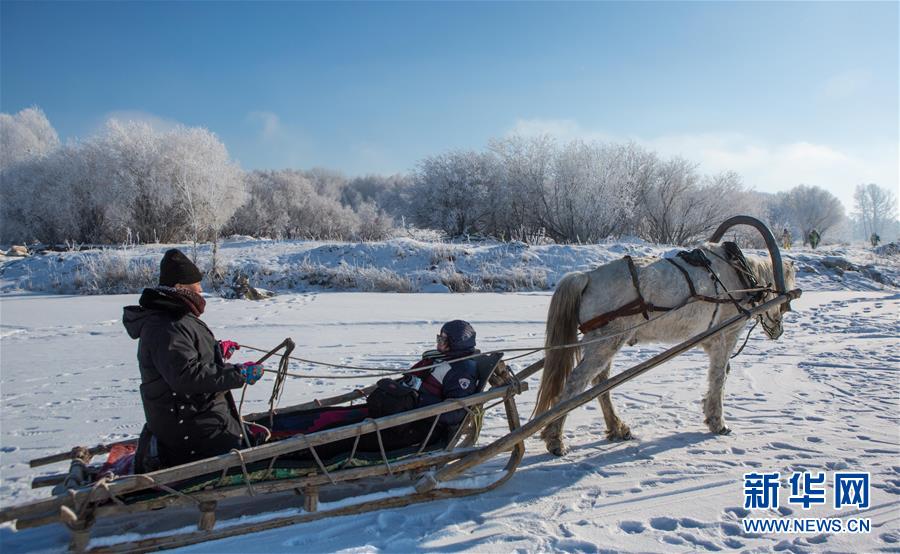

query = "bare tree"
854;183;897;239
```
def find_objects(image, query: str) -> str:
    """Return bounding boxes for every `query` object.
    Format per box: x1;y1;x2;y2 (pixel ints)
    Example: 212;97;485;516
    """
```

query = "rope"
298;434;336;485
339;431;362;470
445;400;479;450
229;449;257;496
267;340;296;419
417;416;442;455
128;474;202;506
731;318;759;359
367;418;394;475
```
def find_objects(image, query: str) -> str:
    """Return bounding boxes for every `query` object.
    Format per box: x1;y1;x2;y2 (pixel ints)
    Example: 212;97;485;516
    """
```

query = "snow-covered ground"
1;256;898;552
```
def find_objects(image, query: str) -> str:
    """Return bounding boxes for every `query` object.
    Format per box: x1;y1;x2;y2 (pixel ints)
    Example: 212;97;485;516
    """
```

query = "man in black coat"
123;249;263;471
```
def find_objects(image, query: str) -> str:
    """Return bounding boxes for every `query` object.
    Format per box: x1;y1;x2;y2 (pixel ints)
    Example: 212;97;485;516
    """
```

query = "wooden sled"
0;353;530;552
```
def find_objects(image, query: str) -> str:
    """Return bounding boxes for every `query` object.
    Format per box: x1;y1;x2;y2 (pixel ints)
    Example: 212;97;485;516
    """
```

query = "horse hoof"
546;441;568;457
607;426;633;441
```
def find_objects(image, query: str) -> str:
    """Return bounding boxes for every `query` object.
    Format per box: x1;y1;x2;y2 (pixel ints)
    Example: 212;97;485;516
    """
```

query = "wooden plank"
417;290;802;491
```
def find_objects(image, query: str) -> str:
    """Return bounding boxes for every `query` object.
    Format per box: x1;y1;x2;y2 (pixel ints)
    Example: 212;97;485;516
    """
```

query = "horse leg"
593;358;632;441
540;337;627;456
539;356;600;456
701;331;740;435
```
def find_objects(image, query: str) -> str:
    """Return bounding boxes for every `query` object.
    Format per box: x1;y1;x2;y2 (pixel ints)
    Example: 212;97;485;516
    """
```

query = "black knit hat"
159;249;203;286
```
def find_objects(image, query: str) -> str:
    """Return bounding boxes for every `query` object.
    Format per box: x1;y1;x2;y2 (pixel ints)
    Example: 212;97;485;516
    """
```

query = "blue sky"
2;1;897;209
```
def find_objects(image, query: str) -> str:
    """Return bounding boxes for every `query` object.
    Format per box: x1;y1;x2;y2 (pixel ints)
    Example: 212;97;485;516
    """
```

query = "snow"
0;242;898;552
3;237;896;296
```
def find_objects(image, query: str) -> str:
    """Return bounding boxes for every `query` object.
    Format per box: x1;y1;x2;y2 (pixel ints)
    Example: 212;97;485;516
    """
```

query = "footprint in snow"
777;505;794;516
649;516;679;531
618;521;645;534
724;506;750;518
678;531;722;551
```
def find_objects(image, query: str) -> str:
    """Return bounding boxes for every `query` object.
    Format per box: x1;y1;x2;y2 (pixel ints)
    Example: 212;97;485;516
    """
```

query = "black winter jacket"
409;349;479;426
123;288;245;468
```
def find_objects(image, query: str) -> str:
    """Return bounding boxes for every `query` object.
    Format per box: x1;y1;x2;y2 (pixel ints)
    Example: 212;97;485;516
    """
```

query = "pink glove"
220;340;240;360
240;362;264;385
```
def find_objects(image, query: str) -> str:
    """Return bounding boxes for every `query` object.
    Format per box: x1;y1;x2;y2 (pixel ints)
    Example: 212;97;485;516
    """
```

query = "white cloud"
505;118;899;210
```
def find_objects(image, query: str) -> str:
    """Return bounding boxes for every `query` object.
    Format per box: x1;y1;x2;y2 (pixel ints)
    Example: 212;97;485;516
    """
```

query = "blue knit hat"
440;320;476;351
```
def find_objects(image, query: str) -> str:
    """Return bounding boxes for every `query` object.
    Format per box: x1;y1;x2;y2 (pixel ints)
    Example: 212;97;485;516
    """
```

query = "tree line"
1;107;896;247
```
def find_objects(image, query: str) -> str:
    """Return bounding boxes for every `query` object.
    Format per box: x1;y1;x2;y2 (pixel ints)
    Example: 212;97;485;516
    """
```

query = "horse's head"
752;258;796;340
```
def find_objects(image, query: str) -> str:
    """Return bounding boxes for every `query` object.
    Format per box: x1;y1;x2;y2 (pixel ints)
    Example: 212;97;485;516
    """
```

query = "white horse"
535;243;796;456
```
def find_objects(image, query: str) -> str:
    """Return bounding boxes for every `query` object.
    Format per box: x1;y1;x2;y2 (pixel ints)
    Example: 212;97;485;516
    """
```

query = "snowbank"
0;238;896;296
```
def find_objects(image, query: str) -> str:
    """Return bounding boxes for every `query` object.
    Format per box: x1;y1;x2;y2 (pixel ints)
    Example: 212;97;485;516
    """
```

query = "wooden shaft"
1;382;526;524
417;289;802;491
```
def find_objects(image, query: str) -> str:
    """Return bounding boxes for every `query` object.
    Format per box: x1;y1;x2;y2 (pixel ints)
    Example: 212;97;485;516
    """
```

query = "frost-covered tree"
227;170;361;240
160;126;244;248
410;150;503;237
544;141;641;242
771;184;845;245
854;183;897;239
0;107;59;171
1;116;244;245
341;174;414;219
489;135;555;241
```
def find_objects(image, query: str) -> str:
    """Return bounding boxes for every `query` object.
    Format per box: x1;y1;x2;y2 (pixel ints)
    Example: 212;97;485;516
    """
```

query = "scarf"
156;286;206;316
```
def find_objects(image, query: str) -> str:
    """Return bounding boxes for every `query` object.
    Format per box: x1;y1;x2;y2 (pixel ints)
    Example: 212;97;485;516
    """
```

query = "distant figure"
870;233;881;247
808;229;821;250
781;228;792;250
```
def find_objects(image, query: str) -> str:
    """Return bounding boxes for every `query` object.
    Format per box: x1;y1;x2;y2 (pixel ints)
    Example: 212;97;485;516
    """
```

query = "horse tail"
534;271;591;415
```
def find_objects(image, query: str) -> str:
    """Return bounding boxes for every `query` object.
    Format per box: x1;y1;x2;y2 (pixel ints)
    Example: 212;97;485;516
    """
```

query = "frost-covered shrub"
72;251;157;294
292;257;413;292
479;265;549;292
437;267;474;292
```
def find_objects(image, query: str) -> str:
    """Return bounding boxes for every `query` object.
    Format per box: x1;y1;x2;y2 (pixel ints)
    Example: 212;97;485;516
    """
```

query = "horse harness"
578;242;769;335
